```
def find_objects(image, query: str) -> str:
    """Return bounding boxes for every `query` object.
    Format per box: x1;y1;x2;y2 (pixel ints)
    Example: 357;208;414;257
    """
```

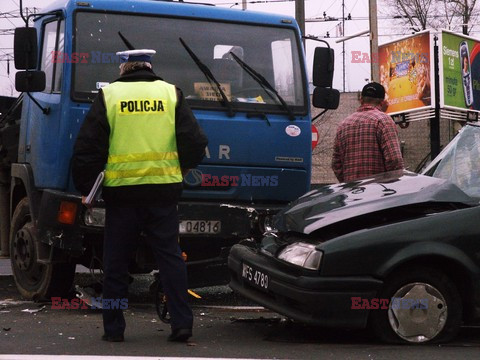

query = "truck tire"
369;266;462;344
10;197;75;300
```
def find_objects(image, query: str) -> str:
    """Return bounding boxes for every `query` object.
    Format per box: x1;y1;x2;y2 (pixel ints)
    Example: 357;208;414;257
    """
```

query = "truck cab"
1;0;338;299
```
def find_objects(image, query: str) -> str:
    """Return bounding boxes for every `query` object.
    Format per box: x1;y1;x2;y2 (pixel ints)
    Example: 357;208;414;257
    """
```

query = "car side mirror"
312;87;340;110
15;71;46;93
14;27;38;70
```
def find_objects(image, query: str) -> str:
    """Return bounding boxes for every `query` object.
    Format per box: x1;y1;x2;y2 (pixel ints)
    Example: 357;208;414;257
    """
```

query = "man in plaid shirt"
332;82;404;182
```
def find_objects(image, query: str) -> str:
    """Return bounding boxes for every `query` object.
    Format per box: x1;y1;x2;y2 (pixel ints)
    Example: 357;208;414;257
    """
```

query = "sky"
0;0;475;97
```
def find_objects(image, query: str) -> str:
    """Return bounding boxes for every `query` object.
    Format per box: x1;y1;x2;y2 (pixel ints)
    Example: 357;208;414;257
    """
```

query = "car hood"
274;170;478;235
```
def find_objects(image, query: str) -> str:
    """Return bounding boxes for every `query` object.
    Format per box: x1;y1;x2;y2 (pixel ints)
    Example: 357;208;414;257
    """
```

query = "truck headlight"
277;242;322;270
84;208;105;227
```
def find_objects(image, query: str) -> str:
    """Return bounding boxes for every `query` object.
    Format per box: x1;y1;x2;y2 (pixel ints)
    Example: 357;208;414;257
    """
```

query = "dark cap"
361;82;385;99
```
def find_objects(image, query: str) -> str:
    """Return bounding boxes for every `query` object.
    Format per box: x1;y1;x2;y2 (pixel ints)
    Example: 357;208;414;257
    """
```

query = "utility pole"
369;0;379;82
295;0;305;45
242;0;247;10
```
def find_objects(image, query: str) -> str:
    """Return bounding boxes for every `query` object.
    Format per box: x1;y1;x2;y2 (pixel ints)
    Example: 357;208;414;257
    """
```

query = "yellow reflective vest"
102;80;183;187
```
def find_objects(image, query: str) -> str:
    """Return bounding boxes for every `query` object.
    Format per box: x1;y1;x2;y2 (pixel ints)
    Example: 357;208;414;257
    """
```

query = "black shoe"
168;328;192;342
101;334;124;342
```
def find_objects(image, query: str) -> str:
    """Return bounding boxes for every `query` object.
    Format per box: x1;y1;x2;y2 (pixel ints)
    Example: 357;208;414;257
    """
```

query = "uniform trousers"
102;203;193;336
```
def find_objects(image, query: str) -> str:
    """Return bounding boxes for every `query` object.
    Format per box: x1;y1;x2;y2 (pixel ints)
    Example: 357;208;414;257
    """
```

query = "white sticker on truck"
285;125;301;137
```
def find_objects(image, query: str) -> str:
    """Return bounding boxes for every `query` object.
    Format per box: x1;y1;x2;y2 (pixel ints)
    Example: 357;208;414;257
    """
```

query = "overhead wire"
307;13;480;22
312;0;340;19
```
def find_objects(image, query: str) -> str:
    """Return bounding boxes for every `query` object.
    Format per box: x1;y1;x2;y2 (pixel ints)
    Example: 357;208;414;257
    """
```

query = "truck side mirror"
15;71;46;92
313;47;334;88
312;87;339;110
14;27;39;70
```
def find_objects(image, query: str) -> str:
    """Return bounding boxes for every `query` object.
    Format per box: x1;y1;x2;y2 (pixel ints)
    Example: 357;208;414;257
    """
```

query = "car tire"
10;197;75;300
369;266;462;344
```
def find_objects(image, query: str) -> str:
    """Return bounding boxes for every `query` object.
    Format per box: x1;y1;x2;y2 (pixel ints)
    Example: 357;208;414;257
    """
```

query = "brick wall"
311;92;455;184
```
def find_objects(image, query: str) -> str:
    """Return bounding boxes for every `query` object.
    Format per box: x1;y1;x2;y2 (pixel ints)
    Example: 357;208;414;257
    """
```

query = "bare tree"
384;0;438;31
444;0;478;34
382;0;479;35
442;0;458;29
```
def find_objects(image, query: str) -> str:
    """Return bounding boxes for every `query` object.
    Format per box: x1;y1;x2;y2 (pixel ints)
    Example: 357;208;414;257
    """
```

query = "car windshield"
424;124;480;198
73;11;306;114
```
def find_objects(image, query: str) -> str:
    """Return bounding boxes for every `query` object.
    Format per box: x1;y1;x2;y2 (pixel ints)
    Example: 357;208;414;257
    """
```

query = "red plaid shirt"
332;104;404;182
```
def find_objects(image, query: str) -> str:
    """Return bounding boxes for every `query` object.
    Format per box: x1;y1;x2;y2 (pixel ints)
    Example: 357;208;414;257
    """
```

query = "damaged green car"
229;123;480;344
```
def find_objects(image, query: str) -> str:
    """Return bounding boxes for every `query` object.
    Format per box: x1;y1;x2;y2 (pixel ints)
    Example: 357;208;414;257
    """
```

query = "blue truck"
0;0;338;300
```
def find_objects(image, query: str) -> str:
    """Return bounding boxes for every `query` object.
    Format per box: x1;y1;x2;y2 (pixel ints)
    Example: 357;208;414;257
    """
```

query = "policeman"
72;48;208;342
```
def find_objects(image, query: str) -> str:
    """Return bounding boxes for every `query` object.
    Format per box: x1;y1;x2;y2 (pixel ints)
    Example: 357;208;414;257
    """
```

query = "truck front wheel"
10;197;75;300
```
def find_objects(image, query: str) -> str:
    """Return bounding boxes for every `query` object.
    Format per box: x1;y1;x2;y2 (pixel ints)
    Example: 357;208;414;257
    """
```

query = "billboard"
378;31;434;115
440;30;480;112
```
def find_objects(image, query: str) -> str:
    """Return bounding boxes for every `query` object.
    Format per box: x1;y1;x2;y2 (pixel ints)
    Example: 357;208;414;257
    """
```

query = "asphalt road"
1;260;480;359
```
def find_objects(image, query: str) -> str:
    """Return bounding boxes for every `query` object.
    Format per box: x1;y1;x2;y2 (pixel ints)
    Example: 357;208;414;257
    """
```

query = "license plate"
179;220;221;234
242;263;269;291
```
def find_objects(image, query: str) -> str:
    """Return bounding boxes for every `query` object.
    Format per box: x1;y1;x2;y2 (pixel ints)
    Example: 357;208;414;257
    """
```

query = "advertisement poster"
441;30;480;111
378;31;434;115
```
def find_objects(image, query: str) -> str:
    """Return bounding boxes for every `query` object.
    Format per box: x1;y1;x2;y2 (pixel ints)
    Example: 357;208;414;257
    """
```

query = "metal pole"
295;0;305;46
369;0;379;82
431;36;441;159
335;29;369;43
242;0;246;10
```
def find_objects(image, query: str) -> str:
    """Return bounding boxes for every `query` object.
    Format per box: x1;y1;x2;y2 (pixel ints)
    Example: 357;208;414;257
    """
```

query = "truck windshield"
73;11;306;114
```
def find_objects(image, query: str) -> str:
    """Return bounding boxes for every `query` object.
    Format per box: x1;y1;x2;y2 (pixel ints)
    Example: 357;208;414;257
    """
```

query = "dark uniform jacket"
72;68;208;206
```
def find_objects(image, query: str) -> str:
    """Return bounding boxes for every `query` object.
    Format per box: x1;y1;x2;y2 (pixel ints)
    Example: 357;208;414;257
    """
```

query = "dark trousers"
102;204;193;336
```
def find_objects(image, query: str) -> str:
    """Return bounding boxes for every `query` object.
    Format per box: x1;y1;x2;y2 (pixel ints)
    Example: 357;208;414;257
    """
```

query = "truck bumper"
36;189;284;287
179;200;285;287
36;190;97;261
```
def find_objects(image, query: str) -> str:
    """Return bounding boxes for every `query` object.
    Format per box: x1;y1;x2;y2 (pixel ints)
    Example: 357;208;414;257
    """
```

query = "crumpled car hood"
274;170;478;235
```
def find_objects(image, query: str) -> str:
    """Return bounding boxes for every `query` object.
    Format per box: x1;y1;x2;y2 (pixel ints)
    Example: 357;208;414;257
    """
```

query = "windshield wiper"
229;52;295;121
179;38;234;117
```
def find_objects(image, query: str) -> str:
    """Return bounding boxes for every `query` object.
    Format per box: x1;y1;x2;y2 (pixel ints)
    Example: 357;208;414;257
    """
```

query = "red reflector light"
58;201;77;225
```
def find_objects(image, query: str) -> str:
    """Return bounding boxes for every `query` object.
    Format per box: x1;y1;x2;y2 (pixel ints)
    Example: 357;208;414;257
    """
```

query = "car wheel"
370;266;462;344
10;197;75;300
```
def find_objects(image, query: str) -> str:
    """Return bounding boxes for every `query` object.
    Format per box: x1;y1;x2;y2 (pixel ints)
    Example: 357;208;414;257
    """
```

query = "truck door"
20;18;65;189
